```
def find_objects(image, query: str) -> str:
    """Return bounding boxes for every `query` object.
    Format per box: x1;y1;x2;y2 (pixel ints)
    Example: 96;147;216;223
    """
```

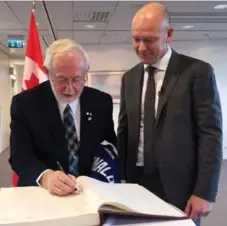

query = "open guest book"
0;176;189;226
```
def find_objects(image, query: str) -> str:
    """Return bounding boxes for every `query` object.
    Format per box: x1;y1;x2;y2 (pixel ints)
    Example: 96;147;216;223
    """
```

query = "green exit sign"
8;40;24;48
7;35;24;48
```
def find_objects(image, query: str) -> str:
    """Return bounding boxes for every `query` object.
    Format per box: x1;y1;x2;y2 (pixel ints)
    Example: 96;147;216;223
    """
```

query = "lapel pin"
86;112;92;121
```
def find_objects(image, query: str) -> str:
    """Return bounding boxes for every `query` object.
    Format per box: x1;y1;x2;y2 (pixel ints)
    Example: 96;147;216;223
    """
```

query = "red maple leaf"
25;73;39;89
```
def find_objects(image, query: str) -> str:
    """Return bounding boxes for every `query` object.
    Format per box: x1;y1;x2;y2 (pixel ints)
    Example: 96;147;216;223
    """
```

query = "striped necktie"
63;104;79;176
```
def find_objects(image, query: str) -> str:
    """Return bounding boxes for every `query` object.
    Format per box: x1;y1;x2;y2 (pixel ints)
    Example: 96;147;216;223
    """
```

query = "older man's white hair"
44;39;90;71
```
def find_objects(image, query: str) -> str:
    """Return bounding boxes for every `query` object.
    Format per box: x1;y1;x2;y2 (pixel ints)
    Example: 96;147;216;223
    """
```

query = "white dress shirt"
136;46;172;166
36;99;81;185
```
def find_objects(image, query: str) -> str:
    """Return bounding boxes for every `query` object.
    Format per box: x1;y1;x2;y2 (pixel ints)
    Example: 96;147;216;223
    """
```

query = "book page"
0;186;99;225
77;176;186;219
77;176;107;211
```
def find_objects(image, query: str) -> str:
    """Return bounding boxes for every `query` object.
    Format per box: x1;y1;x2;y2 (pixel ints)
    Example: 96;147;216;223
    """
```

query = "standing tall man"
117;2;222;225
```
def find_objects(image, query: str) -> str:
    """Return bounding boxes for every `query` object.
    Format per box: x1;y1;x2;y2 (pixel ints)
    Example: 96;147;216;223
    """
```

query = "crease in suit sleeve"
9;96;48;185
192;63;223;202
117;74;128;180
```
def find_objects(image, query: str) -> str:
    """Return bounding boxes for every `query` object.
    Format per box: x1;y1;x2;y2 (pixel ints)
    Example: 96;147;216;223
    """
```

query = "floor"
0;149;226;226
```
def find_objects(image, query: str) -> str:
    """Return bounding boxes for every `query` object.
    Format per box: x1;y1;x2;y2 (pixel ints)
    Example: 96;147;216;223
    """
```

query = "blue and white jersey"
89;140;120;183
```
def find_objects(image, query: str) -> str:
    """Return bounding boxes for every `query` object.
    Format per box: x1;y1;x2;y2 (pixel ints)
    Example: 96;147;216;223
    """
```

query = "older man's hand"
40;170;78;196
184;195;212;221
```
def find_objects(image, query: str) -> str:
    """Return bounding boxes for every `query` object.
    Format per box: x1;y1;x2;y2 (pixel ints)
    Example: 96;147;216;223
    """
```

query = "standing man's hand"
40;170;78;196
184;195;212;221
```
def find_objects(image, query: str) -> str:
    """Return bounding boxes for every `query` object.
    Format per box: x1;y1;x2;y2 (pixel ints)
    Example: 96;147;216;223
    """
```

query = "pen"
56;161;81;193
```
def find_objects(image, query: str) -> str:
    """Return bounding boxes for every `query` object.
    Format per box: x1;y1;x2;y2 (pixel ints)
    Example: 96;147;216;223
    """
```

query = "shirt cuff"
36;169;52;187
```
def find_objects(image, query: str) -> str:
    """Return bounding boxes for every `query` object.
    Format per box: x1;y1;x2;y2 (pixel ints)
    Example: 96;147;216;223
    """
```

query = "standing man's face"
132;14;173;65
49;50;87;103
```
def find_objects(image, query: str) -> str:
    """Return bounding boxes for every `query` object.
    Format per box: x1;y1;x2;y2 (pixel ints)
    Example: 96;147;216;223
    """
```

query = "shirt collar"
58;99;79;116
144;45;172;71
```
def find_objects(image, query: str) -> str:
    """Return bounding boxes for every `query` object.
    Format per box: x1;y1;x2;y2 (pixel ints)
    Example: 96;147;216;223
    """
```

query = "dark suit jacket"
9;81;117;186
117;50;223;209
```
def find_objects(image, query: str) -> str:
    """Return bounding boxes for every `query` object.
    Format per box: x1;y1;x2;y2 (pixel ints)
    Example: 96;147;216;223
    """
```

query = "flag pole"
32;1;35;12
11;0;48;187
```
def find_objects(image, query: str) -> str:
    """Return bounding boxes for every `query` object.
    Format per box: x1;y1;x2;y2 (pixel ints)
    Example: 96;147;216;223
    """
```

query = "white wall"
85;44;138;71
13;65;24;95
0;51;11;153
9;40;227;158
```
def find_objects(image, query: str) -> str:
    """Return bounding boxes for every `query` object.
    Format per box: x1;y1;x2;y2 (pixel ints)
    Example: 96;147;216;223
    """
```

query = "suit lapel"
130;64;144;135
40;82;68;170
156;50;181;125
79;89;89;149
78;88;93;172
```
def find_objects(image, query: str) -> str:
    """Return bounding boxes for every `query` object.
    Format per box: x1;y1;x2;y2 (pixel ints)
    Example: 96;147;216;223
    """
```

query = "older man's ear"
85;65;90;74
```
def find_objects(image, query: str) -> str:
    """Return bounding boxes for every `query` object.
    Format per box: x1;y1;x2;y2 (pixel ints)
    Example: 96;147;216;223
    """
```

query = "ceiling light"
183;25;194;29
214;4;227;9
85;24;95;29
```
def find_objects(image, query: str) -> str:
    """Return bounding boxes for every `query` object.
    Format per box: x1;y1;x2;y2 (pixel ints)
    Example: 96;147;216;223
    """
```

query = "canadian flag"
22;10;47;90
12;9;48;186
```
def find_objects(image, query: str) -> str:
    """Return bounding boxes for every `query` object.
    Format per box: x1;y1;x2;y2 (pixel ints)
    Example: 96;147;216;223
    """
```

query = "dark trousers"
135;167;200;226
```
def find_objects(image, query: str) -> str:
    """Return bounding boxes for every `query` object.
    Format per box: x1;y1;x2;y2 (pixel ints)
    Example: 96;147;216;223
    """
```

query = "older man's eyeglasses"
52;76;87;86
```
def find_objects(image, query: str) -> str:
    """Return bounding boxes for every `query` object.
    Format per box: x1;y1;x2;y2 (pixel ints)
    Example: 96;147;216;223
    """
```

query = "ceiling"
0;1;227;58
